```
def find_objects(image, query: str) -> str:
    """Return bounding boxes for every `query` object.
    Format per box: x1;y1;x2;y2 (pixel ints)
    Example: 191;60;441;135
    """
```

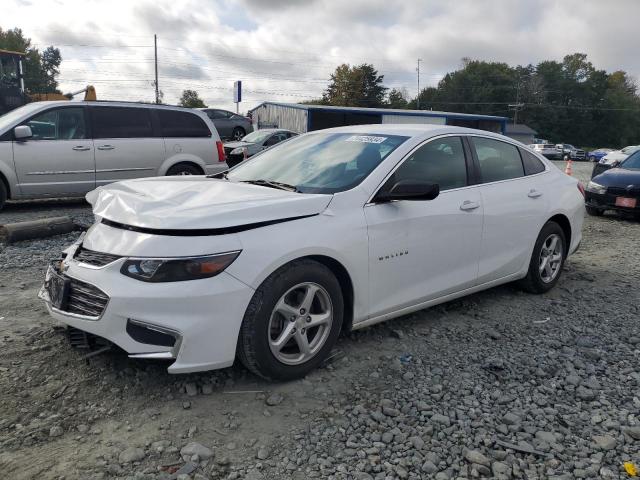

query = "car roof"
26;100;207;113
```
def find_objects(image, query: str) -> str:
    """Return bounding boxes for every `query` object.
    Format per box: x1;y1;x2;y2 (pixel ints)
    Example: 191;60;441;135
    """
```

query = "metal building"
504;123;538;145
249;102;508;135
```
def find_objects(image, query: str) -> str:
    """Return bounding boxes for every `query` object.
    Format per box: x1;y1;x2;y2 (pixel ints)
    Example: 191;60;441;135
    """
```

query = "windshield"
0;102;43;132
241;130;274;144
227;132;409;194
621;146;640;154
620;151;640;170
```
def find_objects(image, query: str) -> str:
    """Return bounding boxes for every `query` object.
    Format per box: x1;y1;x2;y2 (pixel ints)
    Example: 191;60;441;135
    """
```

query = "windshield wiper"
240;179;298;192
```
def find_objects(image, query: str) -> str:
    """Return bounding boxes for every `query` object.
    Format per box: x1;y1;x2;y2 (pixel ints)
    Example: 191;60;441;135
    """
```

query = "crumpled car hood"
86;177;332;230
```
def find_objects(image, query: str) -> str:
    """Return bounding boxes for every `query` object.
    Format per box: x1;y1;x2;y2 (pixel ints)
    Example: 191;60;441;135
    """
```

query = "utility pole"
416;58;422;110
509;77;524;125
154;34;159;104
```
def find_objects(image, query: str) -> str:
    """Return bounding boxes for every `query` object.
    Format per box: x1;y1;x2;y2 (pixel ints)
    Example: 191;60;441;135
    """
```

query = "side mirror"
14;125;33;141
374;180;440;203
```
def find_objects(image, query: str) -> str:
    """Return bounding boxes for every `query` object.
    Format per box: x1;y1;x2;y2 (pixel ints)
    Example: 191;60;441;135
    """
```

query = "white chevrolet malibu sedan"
40;125;584;380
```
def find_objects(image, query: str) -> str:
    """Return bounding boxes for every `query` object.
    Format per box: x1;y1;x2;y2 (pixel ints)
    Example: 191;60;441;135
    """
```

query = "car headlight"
121;251;241;282
230;147;247;155
585;181;606;195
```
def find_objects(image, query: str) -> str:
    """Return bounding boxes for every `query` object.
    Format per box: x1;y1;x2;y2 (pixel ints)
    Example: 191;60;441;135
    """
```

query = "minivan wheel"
0;181;6;211
518;221;566;294
232;127;245;141
237;259;343;380
166;163;202;176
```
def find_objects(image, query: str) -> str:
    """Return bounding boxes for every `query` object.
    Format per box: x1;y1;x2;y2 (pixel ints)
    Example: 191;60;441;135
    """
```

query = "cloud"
1;0;639;111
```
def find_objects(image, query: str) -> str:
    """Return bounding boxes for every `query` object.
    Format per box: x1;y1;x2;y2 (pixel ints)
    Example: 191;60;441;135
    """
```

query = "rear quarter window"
159;110;211;138
520;148;546;175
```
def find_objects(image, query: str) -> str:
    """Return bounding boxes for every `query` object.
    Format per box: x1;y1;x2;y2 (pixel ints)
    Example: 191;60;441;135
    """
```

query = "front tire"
237;259;344;380
518;221;566;294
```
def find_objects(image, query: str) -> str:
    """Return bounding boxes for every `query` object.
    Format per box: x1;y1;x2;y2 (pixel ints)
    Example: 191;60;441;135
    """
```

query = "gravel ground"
1;161;639;480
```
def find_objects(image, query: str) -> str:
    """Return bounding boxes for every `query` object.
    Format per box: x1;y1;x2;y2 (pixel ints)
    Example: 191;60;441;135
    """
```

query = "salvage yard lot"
0;161;639;480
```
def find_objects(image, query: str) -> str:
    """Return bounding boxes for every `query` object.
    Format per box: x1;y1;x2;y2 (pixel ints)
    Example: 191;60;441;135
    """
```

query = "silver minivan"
0;101;228;210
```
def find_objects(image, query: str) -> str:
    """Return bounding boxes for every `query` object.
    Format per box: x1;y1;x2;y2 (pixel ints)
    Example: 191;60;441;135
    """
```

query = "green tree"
178;89;206;108
0;27;62;94
322;63;387;107
386;88;408;109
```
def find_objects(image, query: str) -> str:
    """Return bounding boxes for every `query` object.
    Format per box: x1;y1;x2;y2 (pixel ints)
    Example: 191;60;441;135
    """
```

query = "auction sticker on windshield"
345;135;387;144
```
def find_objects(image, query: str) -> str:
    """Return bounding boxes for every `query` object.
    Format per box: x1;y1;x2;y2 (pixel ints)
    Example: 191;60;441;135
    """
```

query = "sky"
2;0;639;113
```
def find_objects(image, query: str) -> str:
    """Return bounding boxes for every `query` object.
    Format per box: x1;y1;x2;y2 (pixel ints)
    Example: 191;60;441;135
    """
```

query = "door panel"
365;189;483;317
364;136;483;318
94;138;165;185
91;106;165;186
13;107;95;195
476;176;548;282
469;136;549;282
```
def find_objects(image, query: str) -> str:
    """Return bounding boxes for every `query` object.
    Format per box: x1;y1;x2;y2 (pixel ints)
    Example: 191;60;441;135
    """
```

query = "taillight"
216;141;226;163
577;183;585;197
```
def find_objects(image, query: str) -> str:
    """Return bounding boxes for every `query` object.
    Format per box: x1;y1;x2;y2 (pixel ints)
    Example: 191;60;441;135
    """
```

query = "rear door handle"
528;189;543;198
97;145;114;150
460;200;480;211
72;146;90;151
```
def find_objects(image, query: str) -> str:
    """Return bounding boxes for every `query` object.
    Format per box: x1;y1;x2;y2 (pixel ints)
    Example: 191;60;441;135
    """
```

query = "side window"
207;110;225;120
472;137;524;183
390;136;467;191
158;110;211;138
92;107;153;139
520;148;546;175
264;134;281;146
24;108;86;140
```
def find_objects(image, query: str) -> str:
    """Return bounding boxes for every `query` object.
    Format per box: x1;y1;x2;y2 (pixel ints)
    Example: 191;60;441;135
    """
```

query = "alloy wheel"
268;282;333;365
538;233;563;283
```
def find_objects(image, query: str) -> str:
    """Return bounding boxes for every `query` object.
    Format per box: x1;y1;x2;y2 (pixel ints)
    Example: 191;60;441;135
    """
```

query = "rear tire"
166;163;202;176
232;127;245;141
0;181;6;211
585;206;603;216
518;221;566;294
237;259;343;380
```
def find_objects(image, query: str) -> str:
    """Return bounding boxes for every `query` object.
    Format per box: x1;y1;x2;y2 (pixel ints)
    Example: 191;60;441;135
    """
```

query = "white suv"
0;101;228;210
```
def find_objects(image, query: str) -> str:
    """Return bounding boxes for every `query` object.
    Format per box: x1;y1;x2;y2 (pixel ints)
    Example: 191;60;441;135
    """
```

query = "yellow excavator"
0;48;96;115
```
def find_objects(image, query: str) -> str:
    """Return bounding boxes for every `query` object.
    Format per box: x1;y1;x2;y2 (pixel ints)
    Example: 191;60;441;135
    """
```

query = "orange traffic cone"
564;158;573;176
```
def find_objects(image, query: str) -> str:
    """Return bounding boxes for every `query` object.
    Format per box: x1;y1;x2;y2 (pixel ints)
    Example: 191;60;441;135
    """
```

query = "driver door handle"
460;200;480;211
72;146;90;151
97;145;114;150
528;189;543;198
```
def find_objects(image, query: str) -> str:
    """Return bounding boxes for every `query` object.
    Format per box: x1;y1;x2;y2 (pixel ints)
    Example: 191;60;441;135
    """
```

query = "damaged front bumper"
39;241;255;373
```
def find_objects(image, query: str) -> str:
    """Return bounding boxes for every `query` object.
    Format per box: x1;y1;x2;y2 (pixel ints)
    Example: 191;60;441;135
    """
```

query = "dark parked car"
585;150;640;217
224;129;297;167
200;108;253;141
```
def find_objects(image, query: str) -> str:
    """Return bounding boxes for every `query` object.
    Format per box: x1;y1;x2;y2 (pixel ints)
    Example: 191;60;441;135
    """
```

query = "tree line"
316;54;640;148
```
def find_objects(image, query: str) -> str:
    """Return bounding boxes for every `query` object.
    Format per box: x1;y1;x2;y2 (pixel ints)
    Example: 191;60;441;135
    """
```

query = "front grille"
63;277;109;318
74;245;122;267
